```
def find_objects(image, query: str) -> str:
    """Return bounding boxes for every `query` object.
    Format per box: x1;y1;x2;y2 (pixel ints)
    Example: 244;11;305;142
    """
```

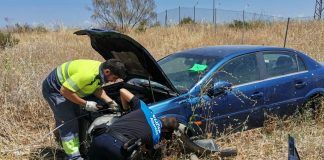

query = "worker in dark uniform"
88;88;179;160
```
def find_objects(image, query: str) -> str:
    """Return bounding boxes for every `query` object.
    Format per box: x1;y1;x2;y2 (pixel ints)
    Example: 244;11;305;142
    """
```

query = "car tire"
303;94;323;120
312;94;323;120
219;148;239;157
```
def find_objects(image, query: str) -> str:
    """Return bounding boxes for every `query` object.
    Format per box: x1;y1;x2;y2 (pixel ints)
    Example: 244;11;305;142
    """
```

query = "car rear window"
263;52;306;78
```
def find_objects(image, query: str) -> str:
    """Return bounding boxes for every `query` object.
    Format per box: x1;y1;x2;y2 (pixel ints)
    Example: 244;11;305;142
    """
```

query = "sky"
0;0;316;28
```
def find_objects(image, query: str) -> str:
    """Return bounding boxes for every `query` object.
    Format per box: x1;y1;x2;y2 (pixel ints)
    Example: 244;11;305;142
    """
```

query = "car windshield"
158;53;222;93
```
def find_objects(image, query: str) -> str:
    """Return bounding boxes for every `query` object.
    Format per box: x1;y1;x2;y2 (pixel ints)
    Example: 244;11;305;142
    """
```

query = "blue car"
75;29;324;136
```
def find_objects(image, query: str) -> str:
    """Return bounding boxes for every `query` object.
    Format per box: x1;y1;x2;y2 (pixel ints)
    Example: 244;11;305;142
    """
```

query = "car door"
200;52;265;134
260;51;313;118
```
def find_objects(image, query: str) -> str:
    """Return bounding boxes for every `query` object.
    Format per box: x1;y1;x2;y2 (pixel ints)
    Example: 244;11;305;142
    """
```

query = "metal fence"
154;7;323;62
156;7;312;26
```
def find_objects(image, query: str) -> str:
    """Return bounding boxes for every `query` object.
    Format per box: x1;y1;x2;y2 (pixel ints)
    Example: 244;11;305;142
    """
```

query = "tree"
91;0;157;31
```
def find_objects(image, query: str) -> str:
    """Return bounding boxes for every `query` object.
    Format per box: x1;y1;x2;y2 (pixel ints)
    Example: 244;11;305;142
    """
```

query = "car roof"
172;45;292;58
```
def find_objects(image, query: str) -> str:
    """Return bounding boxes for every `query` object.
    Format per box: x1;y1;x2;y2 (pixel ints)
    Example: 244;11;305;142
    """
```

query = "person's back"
88;89;178;160
56;59;102;97
108;99;155;147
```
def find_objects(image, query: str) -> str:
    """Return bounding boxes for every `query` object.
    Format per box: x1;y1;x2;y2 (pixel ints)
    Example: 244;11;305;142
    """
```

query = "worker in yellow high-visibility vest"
42;59;126;160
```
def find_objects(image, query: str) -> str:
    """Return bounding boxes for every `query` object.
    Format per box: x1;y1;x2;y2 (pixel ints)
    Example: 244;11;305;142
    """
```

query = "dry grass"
216;109;324;160
0;21;323;159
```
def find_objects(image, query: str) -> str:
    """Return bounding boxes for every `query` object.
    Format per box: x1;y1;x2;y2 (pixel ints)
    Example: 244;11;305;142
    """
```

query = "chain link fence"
156;7;292;26
154;7;323;62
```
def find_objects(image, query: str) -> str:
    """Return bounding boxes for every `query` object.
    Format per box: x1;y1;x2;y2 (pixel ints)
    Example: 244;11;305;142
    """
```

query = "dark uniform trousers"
88;133;131;160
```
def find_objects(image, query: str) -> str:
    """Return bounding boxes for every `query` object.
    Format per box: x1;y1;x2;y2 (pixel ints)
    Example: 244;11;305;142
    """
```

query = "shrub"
151;22;161;27
6;23;48;33
33;25;48;33
135;20;148;33
180;17;195;25
228;20;271;29
250;20;271;28
0;31;19;49
228;20;250;29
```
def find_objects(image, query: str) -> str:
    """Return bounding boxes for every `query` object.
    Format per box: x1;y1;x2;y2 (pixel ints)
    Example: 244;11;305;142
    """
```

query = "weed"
6;23;48;33
0;31;19;49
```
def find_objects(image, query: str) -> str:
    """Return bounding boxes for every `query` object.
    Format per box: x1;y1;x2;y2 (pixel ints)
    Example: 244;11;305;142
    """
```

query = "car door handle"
295;81;306;88
251;92;263;99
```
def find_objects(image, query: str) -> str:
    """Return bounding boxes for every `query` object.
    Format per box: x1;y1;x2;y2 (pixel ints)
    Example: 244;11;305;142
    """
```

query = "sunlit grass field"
0;21;323;159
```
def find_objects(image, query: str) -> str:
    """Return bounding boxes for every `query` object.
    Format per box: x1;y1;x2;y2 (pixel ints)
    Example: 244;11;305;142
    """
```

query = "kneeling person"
88;89;179;160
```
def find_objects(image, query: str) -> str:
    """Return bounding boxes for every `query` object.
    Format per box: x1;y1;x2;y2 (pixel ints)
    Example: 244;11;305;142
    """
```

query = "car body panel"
83;29;324;135
149;93;192;124
151;46;324;134
261;71;314;117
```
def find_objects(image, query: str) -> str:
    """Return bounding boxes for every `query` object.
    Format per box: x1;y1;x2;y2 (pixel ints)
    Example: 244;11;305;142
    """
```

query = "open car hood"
74;29;178;94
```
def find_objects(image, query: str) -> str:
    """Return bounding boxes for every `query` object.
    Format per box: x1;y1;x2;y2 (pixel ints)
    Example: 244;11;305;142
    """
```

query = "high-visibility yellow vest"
56;59;102;97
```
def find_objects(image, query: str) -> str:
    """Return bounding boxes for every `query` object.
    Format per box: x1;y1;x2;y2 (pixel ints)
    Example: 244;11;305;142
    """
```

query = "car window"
215;53;260;86
297;56;306;71
159;54;222;93
159;57;192;74
263;52;305;78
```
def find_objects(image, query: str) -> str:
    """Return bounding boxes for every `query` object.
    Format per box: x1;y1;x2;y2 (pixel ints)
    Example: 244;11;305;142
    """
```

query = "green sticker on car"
188;63;207;72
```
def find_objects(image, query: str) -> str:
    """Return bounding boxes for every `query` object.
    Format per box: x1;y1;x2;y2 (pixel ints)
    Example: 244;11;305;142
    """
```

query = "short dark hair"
160;117;179;140
161;117;179;131
102;59;127;79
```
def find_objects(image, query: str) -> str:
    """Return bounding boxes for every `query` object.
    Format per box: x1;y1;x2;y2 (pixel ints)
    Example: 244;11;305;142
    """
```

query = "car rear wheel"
303;94;324;120
312;94;323;120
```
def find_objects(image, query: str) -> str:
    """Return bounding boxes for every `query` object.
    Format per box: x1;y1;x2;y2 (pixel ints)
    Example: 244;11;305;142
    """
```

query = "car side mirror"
207;81;232;97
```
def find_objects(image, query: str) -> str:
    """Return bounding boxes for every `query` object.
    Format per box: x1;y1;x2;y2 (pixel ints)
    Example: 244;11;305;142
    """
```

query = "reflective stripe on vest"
56;61;87;97
62;137;80;155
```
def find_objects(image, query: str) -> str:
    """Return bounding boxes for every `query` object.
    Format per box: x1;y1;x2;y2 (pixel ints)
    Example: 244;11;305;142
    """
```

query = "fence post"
179;6;181;24
213;0;215;23
215;8;217;25
283;17;290;48
214;7;217;34
194;6;196;22
241;10;245;44
165;9;168;26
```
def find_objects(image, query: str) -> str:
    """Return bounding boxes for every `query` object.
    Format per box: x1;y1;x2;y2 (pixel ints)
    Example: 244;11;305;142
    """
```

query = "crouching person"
88;89;179;160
